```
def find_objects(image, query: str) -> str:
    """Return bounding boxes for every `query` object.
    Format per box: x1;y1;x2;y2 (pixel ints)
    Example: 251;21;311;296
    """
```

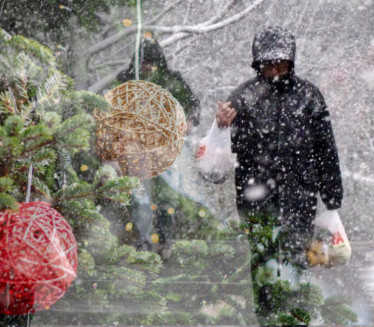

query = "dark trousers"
0;313;33;327
239;207;312;326
131;177;176;252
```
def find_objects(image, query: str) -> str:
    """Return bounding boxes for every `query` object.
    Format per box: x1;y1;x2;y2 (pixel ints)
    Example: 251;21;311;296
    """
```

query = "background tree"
0;0;136;44
0;0;139;82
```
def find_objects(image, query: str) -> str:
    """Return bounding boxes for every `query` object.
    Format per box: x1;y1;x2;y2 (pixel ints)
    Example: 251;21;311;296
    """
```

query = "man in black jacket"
216;26;343;325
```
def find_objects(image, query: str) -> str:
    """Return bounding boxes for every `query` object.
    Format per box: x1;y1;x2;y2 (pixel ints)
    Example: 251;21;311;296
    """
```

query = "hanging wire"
277;237;282;279
25;164;33;203
25;162;33;326
134;0;142;80
0;0;6;17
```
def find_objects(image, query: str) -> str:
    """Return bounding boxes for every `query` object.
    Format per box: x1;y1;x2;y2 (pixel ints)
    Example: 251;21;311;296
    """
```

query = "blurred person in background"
117;36;202;258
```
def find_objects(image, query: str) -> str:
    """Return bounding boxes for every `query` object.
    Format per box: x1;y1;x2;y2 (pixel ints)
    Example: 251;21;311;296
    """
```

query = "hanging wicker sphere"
94;80;187;180
0;201;78;314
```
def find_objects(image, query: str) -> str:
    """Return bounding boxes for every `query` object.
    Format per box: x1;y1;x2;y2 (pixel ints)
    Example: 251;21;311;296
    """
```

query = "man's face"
141;61;153;73
258;60;291;80
140;61;158;81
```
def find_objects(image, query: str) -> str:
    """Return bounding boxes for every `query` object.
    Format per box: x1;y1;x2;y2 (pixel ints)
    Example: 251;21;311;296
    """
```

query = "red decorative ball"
0;201;78;315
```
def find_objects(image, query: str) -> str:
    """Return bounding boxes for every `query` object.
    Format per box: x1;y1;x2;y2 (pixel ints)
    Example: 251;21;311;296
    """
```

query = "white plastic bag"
307;210;351;267
195;119;235;184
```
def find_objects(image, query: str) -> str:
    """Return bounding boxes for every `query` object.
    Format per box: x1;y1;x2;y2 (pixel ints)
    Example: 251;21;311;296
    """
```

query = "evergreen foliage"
0;29;167;325
149;221;354;325
241;211;357;326
321;295;358;325
0;0;137;43
150;226;258;325
149;176;219;241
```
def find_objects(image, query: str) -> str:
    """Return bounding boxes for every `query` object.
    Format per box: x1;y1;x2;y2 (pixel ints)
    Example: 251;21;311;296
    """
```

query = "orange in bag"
307;210;351;268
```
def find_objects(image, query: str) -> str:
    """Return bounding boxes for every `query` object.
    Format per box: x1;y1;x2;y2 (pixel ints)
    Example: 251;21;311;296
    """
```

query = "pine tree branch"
0;91;14;114
61;192;95;200
20;139;53;155
7;86;19;114
36;71;65;108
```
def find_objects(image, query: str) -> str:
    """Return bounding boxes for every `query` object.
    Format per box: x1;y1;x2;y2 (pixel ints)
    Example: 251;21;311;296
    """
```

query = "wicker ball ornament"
0;201;78;315
94;80;187;180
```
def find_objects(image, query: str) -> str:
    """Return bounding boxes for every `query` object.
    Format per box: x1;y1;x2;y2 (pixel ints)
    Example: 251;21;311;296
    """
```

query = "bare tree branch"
88;67;124;94
87;0;184;57
160;0;239;47
144;0;266;34
200;0;238;26
88;27;137;57
94;60;126;70
364;132;374;153
87;0;265;57
160;32;191;47
342;170;374;185
151;0;185;23
88;0;267;93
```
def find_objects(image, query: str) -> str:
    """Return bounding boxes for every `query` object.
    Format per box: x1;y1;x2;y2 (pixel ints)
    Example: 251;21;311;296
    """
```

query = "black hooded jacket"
117;38;200;126
228;27;343;229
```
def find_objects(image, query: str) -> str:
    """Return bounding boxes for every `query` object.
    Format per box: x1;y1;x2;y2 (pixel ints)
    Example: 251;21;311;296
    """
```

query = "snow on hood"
252;26;296;68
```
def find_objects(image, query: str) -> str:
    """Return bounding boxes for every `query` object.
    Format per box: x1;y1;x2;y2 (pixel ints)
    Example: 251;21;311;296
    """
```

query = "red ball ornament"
0;201;78;315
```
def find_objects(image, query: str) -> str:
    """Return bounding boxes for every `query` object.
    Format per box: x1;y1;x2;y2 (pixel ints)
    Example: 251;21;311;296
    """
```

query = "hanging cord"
277;237;282;278
134;0;142;80
276;224;283;279
25;164;33;203
25;163;33;325
0;0;6;17
27;311;31;327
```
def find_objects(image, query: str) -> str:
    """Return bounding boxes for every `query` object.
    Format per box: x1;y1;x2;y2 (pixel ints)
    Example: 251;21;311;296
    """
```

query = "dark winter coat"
117;38;200;126
228;27;343;230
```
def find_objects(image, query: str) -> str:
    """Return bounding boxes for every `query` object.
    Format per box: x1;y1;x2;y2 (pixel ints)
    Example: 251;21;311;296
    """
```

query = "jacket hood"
132;38;167;70
117;38;168;82
252;26;296;68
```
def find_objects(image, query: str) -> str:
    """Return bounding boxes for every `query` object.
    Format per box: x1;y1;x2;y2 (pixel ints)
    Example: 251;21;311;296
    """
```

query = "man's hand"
216;101;237;128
